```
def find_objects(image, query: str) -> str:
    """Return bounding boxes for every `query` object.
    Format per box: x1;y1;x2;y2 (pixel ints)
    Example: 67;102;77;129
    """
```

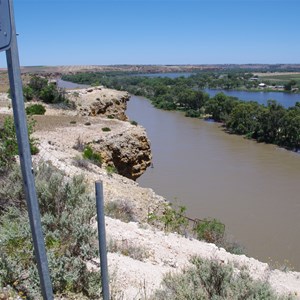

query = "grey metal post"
5;0;53;299
95;181;110;300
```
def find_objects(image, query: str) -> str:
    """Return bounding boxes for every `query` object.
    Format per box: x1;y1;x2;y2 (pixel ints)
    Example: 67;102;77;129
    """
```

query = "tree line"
62;72;300;152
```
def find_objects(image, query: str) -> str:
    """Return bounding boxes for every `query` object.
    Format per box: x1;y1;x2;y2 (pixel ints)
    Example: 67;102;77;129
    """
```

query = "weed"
130;120;138;126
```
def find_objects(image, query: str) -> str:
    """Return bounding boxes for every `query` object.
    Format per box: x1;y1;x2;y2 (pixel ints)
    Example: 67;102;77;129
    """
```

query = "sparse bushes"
26;103;46;115
152;257;294;300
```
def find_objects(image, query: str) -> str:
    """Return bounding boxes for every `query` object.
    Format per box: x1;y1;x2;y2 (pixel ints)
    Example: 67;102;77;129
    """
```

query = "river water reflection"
126;95;300;271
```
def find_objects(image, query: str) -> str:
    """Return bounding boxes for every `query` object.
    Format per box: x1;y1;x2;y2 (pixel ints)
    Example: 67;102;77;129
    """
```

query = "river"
126;95;300;271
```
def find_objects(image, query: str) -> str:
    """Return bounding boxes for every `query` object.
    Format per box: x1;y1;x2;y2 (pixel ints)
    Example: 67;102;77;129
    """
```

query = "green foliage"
152;257;294;300
26;103;46;115
130;120;138;126
0;117;38;172
26;75;70;105
82;145;102;166
185;109;201;118
102;127;111;132
193;218;225;244
0;163;100;298
106;165;118;175
148;203;188;234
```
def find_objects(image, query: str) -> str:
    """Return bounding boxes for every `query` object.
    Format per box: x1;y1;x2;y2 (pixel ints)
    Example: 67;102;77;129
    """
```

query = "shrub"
102;127;111;132
26;104;46;115
105;199;136;223
193;218;225;244
0;117;38;172
108;239;150;261
130;120;138;126
0;163;100;298
148;203;188;235
106;165;118;175
152;257;294;300
82;145;102;166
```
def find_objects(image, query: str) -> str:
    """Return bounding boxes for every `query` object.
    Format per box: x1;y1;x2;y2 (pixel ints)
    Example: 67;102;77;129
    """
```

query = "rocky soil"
1;87;300;299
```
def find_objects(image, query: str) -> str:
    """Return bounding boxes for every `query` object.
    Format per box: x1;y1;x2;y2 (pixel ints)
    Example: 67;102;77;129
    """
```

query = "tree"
226;101;264;136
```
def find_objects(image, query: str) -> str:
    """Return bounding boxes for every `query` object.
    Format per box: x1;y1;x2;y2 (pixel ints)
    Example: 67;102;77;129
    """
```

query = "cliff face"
67;86;130;121
92;125;152;180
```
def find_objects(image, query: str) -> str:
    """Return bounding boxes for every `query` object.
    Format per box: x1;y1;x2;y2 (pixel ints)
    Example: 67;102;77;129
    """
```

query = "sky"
0;0;300;67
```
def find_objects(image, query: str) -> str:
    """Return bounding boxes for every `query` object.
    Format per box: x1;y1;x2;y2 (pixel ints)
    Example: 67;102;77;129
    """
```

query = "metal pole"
5;0;53;299
95;181;110;300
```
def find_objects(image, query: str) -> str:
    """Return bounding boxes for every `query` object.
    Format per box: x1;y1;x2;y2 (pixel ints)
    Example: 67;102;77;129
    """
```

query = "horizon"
0;0;300;67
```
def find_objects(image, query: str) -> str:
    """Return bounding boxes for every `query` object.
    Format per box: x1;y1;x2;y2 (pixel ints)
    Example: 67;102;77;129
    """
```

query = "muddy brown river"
126;95;300;271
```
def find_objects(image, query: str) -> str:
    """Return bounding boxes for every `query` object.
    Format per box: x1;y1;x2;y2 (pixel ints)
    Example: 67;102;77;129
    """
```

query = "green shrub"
148;203;188;235
130;120;138;126
0;163;100;298
102;127;111;132
152;257;294;300
26;104;46;115
106;165;118;175
82;145;102;166
0;117;38;172
193;218;225;244
185;109;201;118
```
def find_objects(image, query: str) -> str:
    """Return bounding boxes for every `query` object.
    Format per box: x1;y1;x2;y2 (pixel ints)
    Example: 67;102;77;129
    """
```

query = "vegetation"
26;103;46;115
0;116;38;173
0;163;100;299
82;145;102;166
23;75;74;108
105;199;136;223
152;257;294;300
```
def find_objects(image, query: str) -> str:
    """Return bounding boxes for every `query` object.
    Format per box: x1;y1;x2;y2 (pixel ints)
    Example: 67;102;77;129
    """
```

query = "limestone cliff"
91;125;152;180
67;86;130;121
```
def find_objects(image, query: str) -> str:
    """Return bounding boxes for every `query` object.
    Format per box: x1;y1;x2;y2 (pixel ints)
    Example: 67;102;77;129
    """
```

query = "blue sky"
0;0;299;67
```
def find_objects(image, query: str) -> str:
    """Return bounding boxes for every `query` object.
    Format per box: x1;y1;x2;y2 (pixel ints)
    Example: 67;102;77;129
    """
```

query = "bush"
148;203;188;235
0;163;100;298
152;257;293;300
26;104;46;115
82;145;102;166
102;127;111;132
105;199;136;223
0;117;38;172
193;218;225;244
130;120;138;126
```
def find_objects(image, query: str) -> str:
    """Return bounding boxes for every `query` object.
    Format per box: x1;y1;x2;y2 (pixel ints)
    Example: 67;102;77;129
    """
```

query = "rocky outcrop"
92;125;152;180
67;86;130;120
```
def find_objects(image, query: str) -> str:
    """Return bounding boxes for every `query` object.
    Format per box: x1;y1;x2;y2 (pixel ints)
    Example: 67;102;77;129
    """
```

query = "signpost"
0;0;12;51
1;1;53;299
